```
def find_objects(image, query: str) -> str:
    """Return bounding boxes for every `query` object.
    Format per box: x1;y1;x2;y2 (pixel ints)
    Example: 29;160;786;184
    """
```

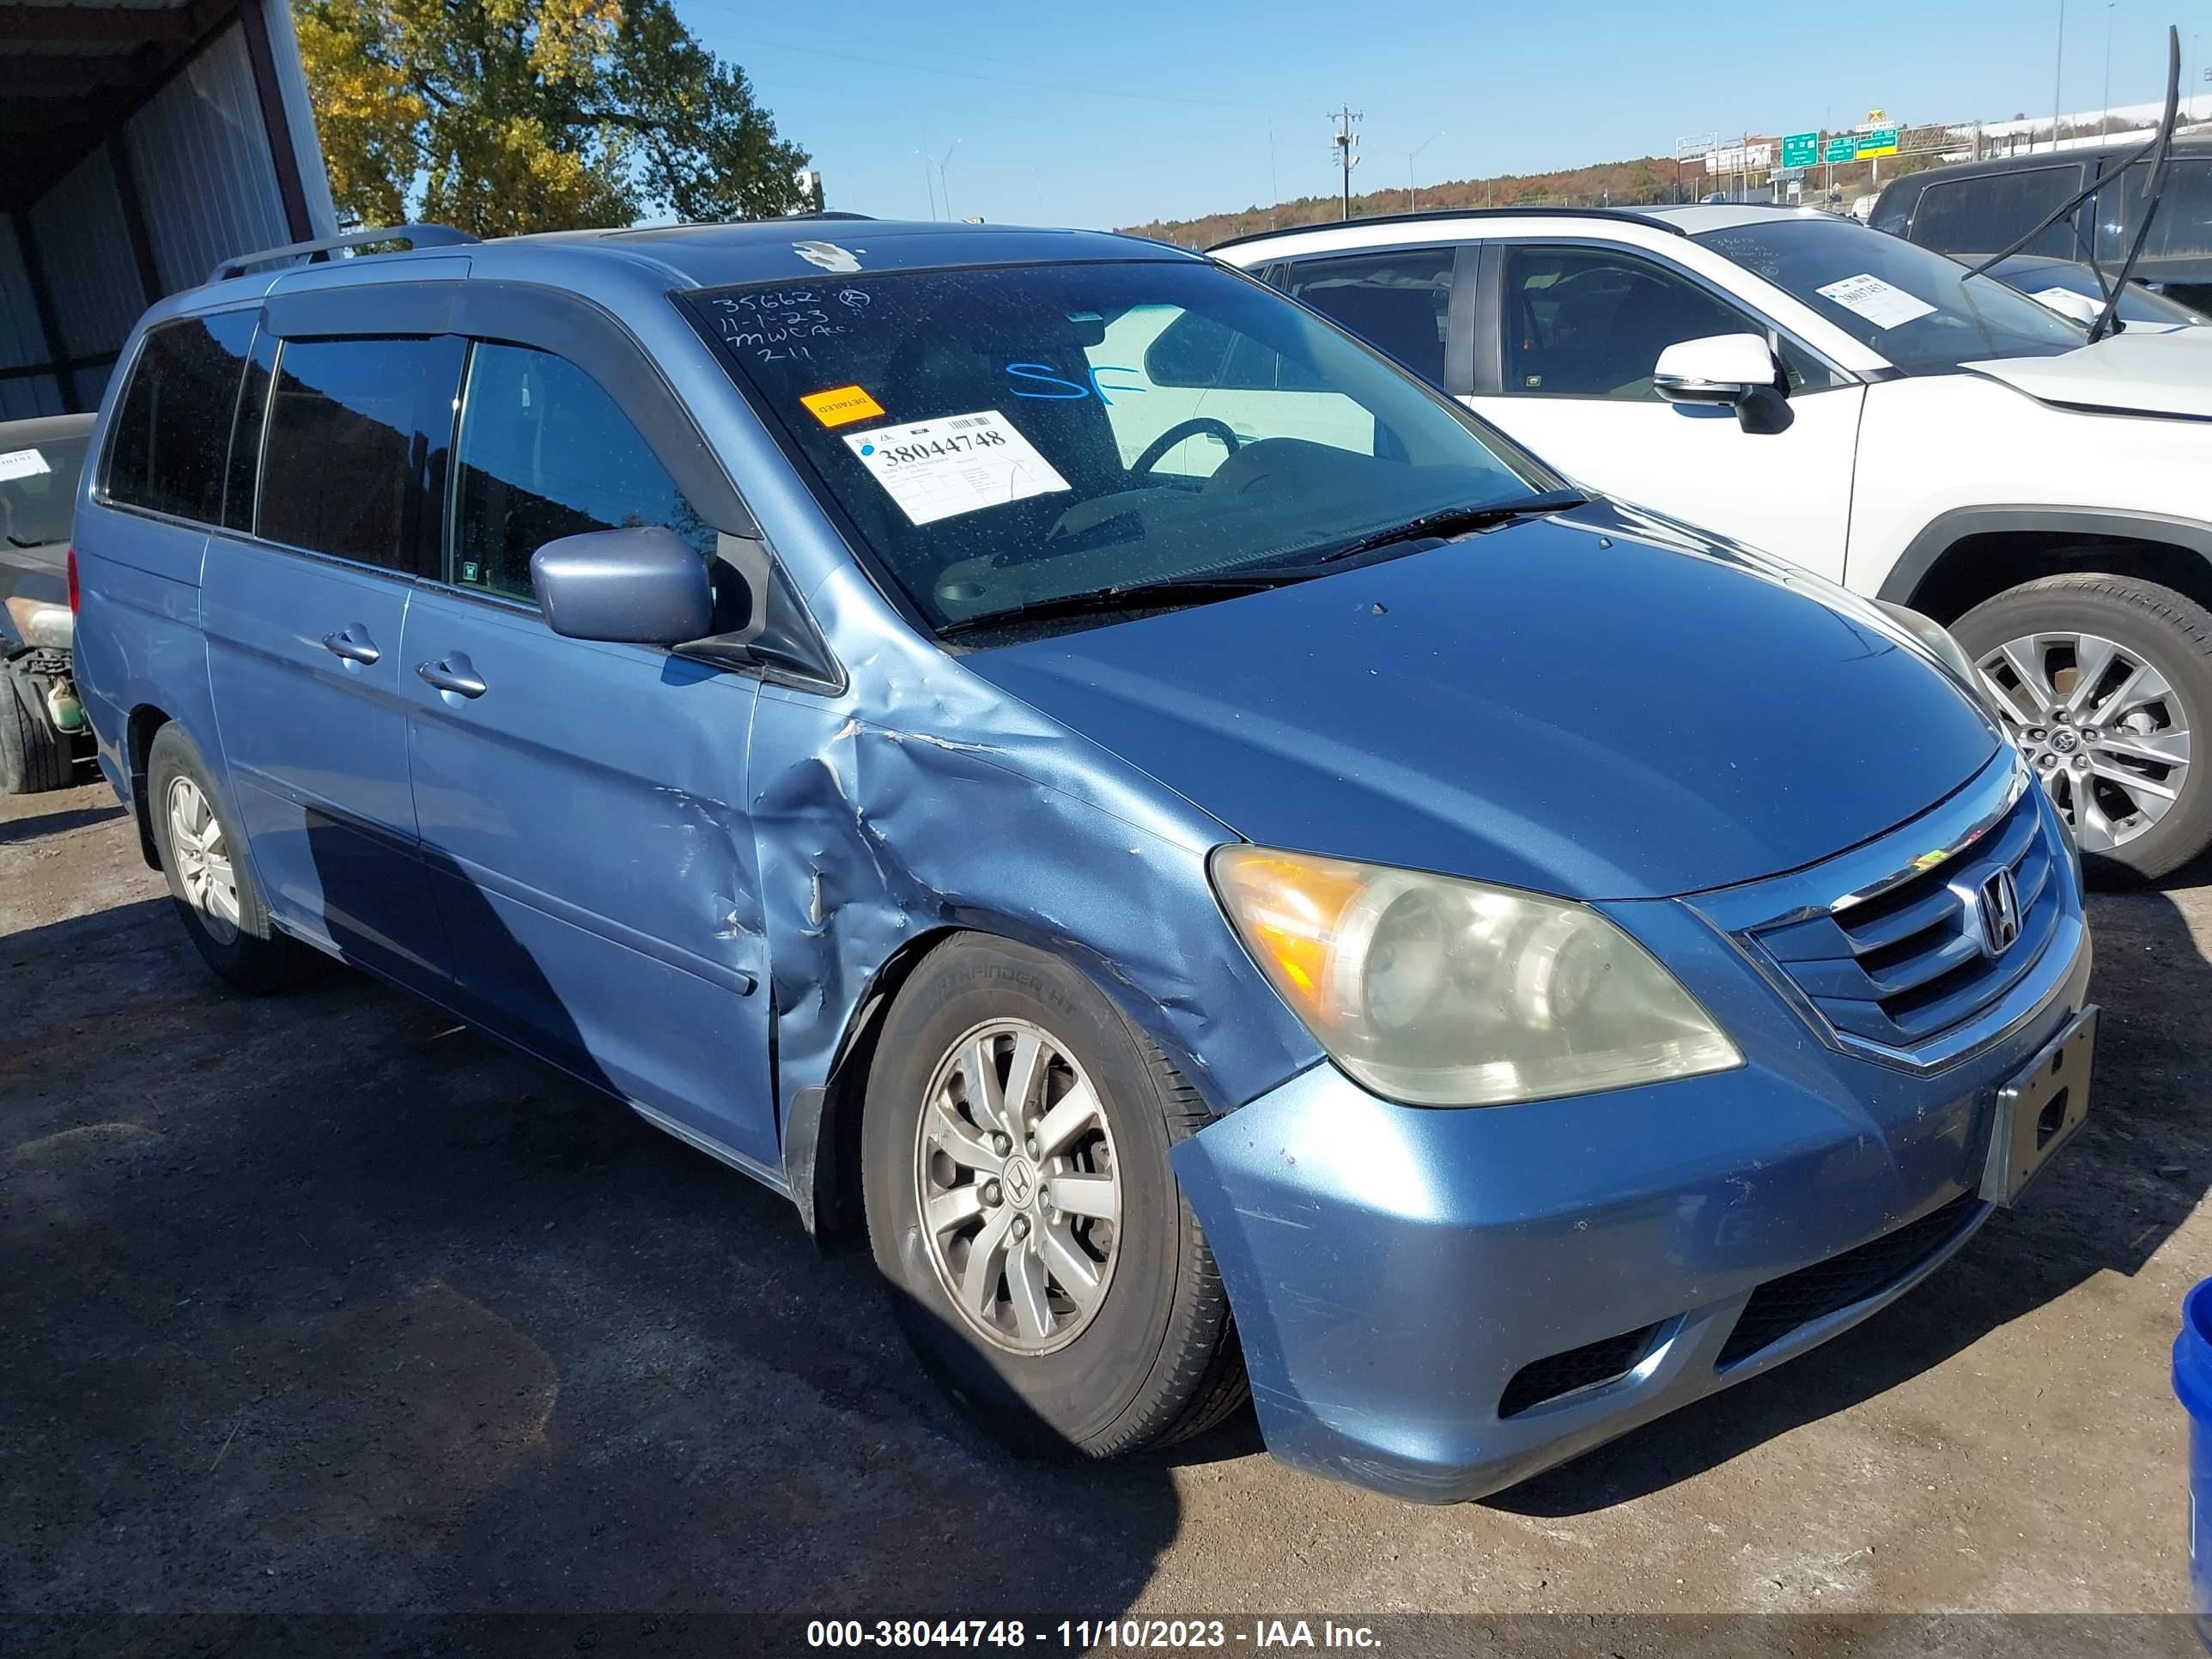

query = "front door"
202;331;462;989
399;340;776;1167
1462;242;1866;580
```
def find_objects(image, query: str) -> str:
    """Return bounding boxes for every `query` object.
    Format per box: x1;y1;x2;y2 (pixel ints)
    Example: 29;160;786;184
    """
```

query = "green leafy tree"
295;0;811;237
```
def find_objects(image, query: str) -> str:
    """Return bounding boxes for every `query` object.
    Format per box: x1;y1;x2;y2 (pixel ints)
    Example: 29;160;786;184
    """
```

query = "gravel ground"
3;775;2209;1656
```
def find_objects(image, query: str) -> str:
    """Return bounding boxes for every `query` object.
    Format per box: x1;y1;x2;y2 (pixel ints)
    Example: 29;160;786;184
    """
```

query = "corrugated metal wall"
0;15;304;416
28;147;144;372
0;219;63;422
125;22;289;296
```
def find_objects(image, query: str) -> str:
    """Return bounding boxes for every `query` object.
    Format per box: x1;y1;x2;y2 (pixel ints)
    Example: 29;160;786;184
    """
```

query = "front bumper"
1172;781;2094;1504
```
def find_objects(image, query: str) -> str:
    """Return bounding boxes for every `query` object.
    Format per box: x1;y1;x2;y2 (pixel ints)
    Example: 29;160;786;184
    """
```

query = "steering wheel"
1131;417;1242;476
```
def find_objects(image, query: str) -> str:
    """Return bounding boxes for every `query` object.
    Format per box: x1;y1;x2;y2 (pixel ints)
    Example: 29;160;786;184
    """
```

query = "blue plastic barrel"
2176;1277;2212;1648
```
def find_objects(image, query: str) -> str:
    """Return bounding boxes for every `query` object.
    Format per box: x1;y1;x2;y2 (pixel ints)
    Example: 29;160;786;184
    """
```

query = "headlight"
1211;846;1741;1107
1879;602;1987;707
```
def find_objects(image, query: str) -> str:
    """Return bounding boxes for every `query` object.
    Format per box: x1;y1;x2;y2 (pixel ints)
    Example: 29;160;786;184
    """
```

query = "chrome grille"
1748;787;2061;1052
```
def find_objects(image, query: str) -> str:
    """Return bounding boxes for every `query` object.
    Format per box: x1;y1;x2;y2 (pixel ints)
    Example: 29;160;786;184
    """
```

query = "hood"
1965;326;2212;417
964;505;2000;901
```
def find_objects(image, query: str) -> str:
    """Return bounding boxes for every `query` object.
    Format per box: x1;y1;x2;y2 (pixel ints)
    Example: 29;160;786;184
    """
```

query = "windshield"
692;258;1554;633
0;432;88;550
1692;216;2087;373
1996;258;2208;325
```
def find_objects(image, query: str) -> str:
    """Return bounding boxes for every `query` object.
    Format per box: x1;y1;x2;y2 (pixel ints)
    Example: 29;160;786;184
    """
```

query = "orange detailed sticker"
800;385;885;428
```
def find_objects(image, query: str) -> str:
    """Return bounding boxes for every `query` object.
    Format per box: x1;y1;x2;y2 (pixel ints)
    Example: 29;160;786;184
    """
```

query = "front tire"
862;934;1245;1457
1953;574;2212;881
147;723;325;993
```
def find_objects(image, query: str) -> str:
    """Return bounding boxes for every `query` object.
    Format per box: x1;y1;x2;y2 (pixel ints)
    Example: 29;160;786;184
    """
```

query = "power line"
715;27;1304;116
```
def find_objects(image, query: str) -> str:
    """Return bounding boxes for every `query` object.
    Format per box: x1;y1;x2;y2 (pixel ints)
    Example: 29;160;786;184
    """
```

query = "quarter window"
448;343;712;602
103;313;255;524
1498;246;1789;400
258;336;462;571
1285;247;1456;386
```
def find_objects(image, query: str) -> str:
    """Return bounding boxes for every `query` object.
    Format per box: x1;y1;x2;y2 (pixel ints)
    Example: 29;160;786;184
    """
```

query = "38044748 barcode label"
841;409;1070;526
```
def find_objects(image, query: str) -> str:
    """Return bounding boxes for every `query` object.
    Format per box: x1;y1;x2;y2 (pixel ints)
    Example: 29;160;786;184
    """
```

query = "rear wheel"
1953;574;2212;881
147;723;325;992
862;934;1245;1457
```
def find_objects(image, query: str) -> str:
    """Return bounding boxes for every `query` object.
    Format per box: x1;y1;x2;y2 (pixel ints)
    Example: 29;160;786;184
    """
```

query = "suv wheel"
1952;574;2212;881
861;934;1246;1457
147;723;325;992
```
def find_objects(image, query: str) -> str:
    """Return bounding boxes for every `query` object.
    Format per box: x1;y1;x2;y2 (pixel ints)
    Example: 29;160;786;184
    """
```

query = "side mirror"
530;526;714;646
1652;334;1793;435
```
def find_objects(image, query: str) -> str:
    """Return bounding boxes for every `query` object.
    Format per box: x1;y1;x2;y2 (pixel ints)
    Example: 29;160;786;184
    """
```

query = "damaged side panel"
750;566;1323;1200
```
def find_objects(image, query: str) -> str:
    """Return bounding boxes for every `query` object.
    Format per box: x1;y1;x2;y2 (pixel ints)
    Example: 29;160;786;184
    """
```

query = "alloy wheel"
915;1018;1121;1355
165;775;242;944
1976;628;2193;854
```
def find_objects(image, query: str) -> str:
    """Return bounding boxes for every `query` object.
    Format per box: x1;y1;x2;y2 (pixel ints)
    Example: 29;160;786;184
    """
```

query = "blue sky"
682;0;2195;228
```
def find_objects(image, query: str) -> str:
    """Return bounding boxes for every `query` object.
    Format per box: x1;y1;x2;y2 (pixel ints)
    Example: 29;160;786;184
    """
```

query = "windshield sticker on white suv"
0;447;52;483
1815;274;1938;329
842;410;1071;526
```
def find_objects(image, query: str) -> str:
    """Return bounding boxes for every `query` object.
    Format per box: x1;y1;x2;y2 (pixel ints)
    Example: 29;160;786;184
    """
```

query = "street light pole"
2101;3;2116;138
2052;0;2068;152
912;151;938;220
932;139;962;222
1406;131;1444;211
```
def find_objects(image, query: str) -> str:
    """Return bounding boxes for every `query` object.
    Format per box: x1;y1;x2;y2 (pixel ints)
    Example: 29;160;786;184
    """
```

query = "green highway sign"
1823;135;1859;163
1781;131;1820;168
1858;125;1899;157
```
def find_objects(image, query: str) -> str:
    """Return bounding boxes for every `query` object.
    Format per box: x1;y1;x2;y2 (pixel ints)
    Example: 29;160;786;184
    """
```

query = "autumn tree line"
294;0;813;237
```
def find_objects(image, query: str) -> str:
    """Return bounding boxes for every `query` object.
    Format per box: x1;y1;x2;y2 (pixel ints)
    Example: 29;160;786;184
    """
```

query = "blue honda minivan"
68;218;2094;1502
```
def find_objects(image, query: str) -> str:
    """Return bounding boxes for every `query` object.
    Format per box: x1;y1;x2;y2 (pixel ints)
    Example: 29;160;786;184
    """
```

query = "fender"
1880;504;2212;605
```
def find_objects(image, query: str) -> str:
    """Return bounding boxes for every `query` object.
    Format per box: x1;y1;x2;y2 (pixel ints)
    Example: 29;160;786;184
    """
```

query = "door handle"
320;625;380;665
416;652;487;699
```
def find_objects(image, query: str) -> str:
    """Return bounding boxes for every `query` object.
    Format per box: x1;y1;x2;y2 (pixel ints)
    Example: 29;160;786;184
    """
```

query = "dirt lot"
3;774;2209;1654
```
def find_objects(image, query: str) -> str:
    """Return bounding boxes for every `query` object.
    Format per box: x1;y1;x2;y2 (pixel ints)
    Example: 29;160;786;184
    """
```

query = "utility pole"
1330;106;1362;221
2053;0;2068;152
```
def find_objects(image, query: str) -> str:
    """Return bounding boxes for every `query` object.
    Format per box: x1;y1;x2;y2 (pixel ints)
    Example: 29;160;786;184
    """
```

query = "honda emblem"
1978;866;2023;955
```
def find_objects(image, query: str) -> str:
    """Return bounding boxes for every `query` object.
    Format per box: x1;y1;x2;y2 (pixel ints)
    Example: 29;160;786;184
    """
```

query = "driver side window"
1500;246;1777;401
449;342;714;601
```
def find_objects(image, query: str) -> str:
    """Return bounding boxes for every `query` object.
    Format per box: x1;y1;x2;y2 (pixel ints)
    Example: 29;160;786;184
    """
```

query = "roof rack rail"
208;223;482;286
1206;204;1689;253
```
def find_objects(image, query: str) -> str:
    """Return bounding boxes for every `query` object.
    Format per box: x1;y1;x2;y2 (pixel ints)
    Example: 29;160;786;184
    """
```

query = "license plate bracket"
1979;1004;2097;1206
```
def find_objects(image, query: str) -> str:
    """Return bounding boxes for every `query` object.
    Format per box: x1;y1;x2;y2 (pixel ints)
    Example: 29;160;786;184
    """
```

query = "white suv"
1211;204;2212;878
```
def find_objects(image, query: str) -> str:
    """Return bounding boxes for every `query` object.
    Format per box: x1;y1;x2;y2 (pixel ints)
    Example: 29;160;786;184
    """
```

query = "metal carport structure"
1;0;336;416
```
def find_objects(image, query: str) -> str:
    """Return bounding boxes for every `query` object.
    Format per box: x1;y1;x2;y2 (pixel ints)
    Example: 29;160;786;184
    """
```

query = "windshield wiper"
937;568;1322;638
1310;489;1589;565
1960;25;2182;343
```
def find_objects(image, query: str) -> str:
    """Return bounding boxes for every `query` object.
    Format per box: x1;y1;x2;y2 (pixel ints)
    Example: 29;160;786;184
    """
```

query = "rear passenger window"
104;313;255;524
1286;247;1457;386
258;336;462;571
1911;166;2086;258
448;343;711;601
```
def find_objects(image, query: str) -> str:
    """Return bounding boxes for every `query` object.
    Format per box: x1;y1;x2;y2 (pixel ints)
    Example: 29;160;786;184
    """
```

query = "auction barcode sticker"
842;410;1070;526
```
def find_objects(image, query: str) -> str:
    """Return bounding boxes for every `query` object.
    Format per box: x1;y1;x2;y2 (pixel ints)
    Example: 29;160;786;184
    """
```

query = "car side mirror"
1652;334;1794;434
530;526;714;646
